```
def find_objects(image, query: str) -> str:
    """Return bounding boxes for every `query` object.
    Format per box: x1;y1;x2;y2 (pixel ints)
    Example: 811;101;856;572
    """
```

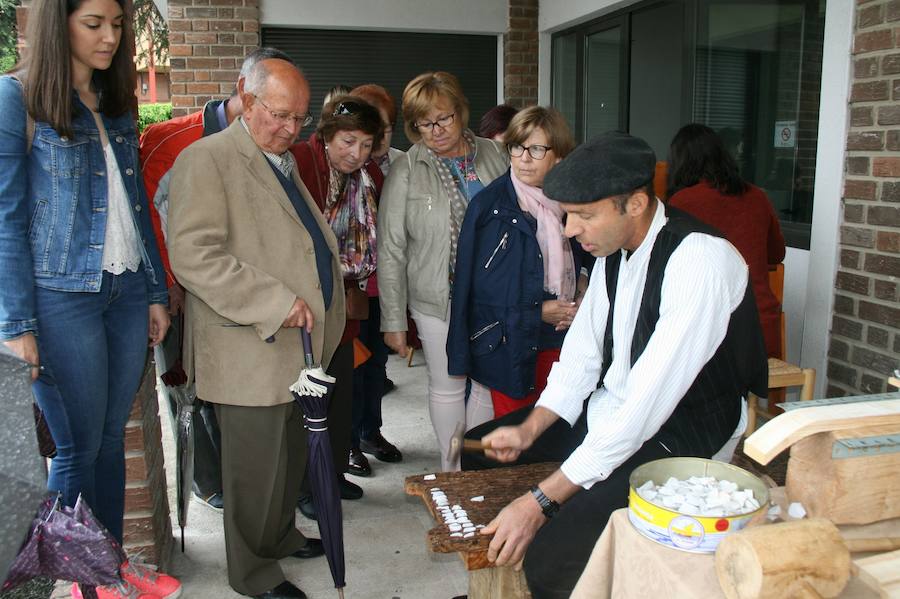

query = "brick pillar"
123;359;174;566
827;0;900;397
505;0;538;107
168;0;260;118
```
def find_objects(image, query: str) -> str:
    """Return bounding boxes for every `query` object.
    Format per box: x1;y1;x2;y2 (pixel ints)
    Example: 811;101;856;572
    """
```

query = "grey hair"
239;47;295;79
242;60;271;96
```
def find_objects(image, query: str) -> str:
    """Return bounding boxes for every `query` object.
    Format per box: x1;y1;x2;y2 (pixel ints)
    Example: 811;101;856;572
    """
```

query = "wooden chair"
744;264;816;435
653;161;668;201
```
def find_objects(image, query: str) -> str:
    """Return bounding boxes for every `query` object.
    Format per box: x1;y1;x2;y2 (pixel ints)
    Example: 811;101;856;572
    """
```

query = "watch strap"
530;485;560;519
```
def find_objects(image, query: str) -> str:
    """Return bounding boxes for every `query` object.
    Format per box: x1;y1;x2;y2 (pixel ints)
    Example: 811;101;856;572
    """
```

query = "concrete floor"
159;352;469;599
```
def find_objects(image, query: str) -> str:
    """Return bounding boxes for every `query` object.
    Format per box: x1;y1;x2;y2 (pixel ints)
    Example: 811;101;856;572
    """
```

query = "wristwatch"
530;485;560;519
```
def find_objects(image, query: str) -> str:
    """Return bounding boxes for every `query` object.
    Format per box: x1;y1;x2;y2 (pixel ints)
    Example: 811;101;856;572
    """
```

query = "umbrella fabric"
3;494;126;592
0;350;49;584
289;330;346;595
154;343;196;552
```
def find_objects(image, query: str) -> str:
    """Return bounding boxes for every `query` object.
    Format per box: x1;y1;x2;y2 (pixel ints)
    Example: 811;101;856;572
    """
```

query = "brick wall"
505;0;538;108
828;0;900;397
123;360;174;566
167;0;260;118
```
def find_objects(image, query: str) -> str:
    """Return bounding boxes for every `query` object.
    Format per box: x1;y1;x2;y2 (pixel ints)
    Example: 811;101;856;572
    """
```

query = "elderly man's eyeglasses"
414;113;455;134
508;143;553;160
253;94;313;128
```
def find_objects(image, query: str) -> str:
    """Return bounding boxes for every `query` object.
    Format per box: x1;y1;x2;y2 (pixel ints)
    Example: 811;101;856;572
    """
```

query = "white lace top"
93;112;141;275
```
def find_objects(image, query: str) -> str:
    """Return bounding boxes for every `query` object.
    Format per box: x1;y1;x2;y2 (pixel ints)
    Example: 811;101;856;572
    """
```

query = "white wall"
261;0;507;34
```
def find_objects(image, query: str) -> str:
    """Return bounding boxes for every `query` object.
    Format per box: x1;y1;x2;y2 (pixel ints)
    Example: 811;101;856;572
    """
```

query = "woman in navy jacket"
448;107;588;417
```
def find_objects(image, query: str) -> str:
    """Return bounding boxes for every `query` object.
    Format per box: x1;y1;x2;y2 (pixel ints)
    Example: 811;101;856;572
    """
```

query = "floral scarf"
425;129;479;278
325;164;378;280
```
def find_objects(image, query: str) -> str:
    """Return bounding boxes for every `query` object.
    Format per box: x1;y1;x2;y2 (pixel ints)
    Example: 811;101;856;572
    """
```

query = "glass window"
695;0;825;245
552;32;578;134
584;24;625;139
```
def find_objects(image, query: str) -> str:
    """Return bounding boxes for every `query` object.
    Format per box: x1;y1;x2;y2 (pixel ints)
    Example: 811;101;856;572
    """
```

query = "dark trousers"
216;401;310;595
302;341;352;496
351;297;388;446
463;407;671;599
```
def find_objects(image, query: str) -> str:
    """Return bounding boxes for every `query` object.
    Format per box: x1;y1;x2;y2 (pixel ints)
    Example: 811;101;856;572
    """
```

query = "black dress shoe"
383;377;396;395
347;448;372;477
339;474;363;500
360;431;403;463
297;494;316;521
251;580;307;598
291;537;325;559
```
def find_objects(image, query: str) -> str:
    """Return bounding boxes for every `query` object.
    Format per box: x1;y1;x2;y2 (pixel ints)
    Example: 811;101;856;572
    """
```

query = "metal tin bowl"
628;457;770;553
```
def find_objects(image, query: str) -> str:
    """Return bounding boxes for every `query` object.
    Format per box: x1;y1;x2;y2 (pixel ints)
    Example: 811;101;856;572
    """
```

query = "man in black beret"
463;131;768;599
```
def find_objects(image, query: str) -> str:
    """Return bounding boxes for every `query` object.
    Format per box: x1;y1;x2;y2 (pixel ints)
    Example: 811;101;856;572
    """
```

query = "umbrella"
154;328;196;553
3;493;126;598
289;329;346;598
0;349;50;585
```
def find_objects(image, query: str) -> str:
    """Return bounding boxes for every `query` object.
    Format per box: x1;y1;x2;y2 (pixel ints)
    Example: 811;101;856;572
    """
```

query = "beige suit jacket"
167;120;345;407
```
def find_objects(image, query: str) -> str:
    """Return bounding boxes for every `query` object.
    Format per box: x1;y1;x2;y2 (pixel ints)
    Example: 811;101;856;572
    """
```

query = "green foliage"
0;0;19;73
138;102;172;133
134;0;169;66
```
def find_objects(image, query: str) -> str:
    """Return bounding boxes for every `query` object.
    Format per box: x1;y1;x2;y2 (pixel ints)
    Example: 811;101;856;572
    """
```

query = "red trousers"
489;348;561;418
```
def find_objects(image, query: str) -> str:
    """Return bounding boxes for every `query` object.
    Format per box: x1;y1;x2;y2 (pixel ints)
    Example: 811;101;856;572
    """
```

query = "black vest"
600;206;768;457
268;162;334;310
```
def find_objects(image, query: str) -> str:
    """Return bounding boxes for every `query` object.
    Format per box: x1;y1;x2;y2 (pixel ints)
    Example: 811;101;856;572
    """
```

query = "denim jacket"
0;75;167;340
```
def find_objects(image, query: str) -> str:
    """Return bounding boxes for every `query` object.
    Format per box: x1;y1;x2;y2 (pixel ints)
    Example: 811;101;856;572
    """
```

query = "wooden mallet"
447;421;490;465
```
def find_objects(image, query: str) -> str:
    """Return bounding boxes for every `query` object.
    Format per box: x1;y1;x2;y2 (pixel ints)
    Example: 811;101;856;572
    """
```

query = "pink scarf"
510;170;576;301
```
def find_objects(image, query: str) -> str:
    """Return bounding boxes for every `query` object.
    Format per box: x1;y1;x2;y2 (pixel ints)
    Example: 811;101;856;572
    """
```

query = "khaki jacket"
167;120;345;407
377;136;508;331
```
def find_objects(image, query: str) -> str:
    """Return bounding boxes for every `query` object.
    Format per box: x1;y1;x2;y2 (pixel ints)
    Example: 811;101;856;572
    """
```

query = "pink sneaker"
71;581;156;599
119;561;183;599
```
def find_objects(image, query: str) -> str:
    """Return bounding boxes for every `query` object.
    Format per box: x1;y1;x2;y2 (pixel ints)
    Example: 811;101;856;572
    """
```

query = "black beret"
543;131;657;204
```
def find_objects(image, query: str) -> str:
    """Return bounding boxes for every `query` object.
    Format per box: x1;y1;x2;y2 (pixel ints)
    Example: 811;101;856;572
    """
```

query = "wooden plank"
889;377;900;390
853;549;900;598
743;399;900;465
405;463;559;571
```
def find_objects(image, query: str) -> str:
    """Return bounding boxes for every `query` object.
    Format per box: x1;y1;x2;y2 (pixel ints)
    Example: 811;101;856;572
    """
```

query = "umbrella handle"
301;328;314;367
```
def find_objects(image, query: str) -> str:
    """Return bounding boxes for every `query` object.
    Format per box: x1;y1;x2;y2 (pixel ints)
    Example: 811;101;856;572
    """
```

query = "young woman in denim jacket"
0;1;181;597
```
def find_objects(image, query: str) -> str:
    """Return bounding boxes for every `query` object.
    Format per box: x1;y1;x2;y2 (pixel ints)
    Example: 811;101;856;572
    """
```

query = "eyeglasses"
333;101;363;116
253;94;313;128
508;143;553;160
414;113;455;134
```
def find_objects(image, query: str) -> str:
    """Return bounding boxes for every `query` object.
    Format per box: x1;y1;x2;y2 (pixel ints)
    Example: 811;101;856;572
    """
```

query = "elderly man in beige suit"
168;59;345;599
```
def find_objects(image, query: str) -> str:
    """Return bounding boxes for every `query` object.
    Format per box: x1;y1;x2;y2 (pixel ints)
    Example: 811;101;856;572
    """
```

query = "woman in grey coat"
377;72;508;471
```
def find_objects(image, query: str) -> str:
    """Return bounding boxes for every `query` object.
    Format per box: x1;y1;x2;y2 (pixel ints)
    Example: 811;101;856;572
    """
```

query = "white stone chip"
471;496;485;502
463;532;475;538
424;474;436;480
637;475;760;517
448;523;462;532
788;502;807;519
450;532;463;537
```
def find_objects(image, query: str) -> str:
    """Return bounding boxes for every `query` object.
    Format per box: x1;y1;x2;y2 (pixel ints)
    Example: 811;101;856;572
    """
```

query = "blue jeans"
32;270;149;543
351;297;388;446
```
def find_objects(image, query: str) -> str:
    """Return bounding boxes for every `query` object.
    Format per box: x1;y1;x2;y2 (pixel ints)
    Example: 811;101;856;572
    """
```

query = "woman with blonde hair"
378;72;508;471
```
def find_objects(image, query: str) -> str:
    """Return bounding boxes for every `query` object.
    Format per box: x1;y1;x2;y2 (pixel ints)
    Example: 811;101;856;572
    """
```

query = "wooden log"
469;565;533;599
715;518;851;599
743;399;900;465
785;425;900;525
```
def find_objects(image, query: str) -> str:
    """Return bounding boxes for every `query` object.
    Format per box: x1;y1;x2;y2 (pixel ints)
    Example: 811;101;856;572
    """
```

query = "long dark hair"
666;123;747;197
15;0;137;138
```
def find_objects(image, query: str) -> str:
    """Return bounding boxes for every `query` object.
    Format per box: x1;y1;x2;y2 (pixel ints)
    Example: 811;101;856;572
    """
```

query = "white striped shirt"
536;200;749;489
